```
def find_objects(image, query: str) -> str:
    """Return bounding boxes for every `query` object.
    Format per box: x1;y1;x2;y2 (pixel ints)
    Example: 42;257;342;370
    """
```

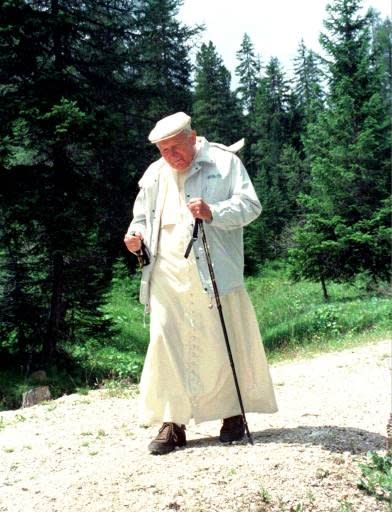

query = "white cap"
148;112;191;144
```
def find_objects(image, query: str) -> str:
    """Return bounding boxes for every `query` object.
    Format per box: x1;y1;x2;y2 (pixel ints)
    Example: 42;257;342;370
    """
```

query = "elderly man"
124;112;277;455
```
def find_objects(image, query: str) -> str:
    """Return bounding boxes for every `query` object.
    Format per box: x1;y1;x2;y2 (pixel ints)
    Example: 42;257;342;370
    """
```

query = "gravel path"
0;340;390;512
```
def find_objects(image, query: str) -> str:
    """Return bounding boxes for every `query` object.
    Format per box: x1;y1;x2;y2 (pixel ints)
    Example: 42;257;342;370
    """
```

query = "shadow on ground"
186;425;386;454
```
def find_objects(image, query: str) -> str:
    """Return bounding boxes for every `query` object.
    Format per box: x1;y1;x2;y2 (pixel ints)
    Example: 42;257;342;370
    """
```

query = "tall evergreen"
192;41;243;145
235;33;261;115
293;40;324;124
288;41;326;215
245;57;292;266
289;0;391;295
0;0;198;365
234;33;261;175
132;0;199;123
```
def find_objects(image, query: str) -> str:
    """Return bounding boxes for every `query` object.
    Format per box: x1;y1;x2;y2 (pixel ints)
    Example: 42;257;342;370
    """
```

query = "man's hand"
124;232;143;253
187;198;212;221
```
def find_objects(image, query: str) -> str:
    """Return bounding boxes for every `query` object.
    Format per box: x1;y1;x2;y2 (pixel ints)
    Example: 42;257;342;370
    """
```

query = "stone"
22;386;51;408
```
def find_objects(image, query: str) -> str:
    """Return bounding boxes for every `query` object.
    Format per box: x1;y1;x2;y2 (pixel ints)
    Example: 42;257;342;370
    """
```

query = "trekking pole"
184;218;253;445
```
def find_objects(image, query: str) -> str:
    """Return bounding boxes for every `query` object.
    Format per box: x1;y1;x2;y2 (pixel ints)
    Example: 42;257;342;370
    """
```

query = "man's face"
157;130;197;172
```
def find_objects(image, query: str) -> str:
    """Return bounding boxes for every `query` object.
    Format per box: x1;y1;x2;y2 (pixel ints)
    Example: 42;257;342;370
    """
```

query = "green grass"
0;259;390;410
0;371;32;411
246;261;391;361
66;259;392;379
358;451;392;504
62;261;149;383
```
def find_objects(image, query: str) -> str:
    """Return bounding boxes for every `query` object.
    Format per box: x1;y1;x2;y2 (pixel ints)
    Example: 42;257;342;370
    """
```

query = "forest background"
0;0;390;409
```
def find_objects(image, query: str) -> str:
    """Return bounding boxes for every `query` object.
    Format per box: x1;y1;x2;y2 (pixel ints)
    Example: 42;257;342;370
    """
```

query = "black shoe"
219;415;245;443
148;422;186;455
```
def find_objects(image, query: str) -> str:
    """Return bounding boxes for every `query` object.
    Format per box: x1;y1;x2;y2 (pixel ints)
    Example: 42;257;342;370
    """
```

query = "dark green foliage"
1;0;391;397
245;57;294;264
131;0;200;122
358;451;392;502
0;0;199;367
290;0;391;291
192;41;243;145
370;13;392;104
234;33;261;176
235;33;261;115
293;40;324;124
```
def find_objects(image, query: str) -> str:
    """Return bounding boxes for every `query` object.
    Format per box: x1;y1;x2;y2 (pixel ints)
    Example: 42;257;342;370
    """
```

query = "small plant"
337;500;353;512
102;379;136;398
290;504;304;512
306;490;316;504
0;417;5;431
358;451;392;502
258;487;271;503
315;467;330;479
76;399;91;405
76;387;89;396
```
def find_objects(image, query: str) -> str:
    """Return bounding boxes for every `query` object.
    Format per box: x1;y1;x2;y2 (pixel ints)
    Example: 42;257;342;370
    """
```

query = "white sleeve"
208;157;261;230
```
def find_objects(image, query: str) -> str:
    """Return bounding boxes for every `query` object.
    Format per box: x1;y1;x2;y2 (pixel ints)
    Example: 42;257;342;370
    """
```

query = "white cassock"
138;168;278;426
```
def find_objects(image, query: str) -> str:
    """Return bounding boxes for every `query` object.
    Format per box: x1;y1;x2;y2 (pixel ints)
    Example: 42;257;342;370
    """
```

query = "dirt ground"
0;339;390;512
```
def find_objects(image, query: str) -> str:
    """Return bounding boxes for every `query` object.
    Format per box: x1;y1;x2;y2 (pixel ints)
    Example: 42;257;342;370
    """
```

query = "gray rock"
22;386;51;408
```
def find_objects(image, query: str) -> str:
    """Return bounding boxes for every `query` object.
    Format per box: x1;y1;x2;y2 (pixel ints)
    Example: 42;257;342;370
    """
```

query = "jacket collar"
193;137;214;165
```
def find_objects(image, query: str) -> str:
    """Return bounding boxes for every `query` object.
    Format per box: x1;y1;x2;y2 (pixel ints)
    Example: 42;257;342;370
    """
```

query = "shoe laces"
159;422;182;441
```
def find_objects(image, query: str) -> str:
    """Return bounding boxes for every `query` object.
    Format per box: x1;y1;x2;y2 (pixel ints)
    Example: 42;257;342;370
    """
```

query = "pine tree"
293;40;324;124
235;33;261;115
192;41;243;145
289;0;391;294
245;57;292;262
132;0;199;122
234;33;261;175
287;41;326;216
0;0;199;365
374;15;392;97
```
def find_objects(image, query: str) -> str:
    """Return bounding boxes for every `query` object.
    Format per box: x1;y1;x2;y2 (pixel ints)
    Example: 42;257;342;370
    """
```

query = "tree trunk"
320;274;329;301
42;252;64;361
42;0;65;363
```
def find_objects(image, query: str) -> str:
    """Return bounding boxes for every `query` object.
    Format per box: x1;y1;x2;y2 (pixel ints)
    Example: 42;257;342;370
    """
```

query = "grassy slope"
246;262;391;362
0;260;390;410
101;260;391;368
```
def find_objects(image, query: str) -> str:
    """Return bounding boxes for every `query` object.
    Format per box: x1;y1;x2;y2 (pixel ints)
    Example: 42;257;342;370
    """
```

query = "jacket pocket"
203;175;231;203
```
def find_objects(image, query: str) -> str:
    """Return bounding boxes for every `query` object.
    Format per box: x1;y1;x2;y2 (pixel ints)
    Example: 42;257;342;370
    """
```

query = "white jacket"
127;137;262;307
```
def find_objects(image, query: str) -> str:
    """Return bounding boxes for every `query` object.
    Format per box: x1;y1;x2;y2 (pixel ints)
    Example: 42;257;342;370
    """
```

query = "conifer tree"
369;12;392;125
192;41;243;145
0;0;198;365
289;0;391;294
235;33;261;115
234;33;261;175
245;57;292;263
132;0;199;122
293;40;324;124
288;41;326;217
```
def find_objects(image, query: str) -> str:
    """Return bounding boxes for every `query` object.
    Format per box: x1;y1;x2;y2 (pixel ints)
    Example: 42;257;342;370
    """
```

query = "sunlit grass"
246;261;391;361
1;259;390;410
